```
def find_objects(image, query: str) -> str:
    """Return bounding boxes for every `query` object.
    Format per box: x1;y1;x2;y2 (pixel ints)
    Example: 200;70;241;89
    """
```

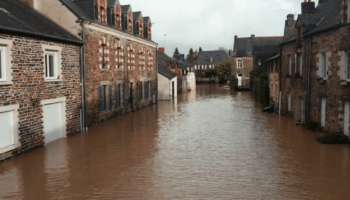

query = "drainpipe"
156;45;158;103
80;20;87;131
279;44;282;115
305;38;312;121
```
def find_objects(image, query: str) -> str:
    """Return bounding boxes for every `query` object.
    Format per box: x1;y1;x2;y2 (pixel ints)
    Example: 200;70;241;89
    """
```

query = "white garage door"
0;111;14;149
43;103;63;144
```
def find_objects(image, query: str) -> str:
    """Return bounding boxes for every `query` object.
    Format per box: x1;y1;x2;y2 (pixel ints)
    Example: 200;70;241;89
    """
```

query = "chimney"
318;0;323;4
286;14;295;27
301;0;315;15
18;0;34;8
234;35;238;42
229;49;233;56
251;34;255;38
158;47;165;53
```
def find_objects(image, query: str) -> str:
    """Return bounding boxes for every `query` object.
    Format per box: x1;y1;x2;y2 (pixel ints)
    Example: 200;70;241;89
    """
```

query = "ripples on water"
0;84;349;200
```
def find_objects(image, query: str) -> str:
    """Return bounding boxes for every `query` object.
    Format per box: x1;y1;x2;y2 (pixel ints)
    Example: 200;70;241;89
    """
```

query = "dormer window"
94;1;99;21
116;14;120;28
136;21;139;35
100;7;104;23
144;24;148;38
124;14;128;30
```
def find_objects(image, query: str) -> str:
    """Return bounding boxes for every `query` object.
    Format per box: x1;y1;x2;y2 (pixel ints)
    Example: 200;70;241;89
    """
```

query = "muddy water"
0;84;349;200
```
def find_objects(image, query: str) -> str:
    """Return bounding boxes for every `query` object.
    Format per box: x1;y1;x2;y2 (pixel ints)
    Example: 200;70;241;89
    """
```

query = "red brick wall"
84;27;157;126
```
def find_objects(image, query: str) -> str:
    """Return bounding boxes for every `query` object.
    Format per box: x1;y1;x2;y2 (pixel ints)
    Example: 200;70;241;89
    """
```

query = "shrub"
316;132;350;144
305;121;319;132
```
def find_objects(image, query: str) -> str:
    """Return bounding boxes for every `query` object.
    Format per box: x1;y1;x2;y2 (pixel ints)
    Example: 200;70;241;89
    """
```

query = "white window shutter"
341;51;347;81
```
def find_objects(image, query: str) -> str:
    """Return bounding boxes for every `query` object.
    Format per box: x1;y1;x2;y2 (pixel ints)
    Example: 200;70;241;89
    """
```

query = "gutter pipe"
80;20;87;131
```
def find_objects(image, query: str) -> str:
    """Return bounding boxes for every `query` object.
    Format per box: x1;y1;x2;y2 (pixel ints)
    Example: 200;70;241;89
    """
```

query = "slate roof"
0;0;82;44
107;0;119;8
133;11;142;20
266;54;280;62
61;0;93;20
121;5;131;14
143;17;150;24
157;50;177;79
158;67;177;79
194;50;231;63
304;0;341;36
233;37;283;57
252;45;280;54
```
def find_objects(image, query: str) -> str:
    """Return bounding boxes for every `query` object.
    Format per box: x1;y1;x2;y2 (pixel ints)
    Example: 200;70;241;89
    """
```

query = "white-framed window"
0;39;13;85
0;46;5;81
0;105;20;154
237;59;243;68
319;53;327;79
98;81;112;113
296;53;302;76
341;51;350;81
45;52;57;79
286;54;291;76
42;45;62;81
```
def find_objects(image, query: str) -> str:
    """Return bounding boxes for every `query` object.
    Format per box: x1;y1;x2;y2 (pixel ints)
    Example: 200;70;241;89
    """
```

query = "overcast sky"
124;0;318;57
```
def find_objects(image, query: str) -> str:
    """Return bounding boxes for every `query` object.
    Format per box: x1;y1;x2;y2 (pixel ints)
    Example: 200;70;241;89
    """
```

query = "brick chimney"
18;0;34;8
301;0;315;15
286;14;295;27
234;35;238;42
251;34;255;38
158;47;165;53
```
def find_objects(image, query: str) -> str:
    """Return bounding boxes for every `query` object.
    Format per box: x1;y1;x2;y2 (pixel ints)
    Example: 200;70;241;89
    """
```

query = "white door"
43;103;63;144
344;102;349;136
237;74;242;86
0;111;14;149
288;94;291;112
321;98;326;127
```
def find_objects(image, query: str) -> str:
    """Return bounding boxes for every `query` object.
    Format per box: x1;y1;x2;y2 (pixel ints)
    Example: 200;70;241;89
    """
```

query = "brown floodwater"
0;84;349;200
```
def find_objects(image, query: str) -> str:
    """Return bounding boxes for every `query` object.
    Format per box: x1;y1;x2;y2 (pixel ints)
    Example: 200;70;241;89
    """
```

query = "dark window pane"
0;50;3;79
49;55;54;77
45;55;48;77
102;85;106;111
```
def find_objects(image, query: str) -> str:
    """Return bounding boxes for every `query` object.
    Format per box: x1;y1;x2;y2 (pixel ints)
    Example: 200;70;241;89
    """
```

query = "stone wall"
231;57;252;88
84;27;157;126
0;33;81;161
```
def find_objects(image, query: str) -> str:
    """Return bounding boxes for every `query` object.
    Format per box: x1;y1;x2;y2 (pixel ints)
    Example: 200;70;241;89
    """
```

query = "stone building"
174;54;195;91
280;0;350;136
232;35;283;89
21;0;158;127
266;54;281;108
0;0;82;160
193;50;231;81
157;50;177;101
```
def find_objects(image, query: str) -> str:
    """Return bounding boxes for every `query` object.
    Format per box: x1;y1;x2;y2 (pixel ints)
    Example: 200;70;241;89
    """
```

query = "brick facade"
0;33;81;161
231;57;252;88
84;27;156;126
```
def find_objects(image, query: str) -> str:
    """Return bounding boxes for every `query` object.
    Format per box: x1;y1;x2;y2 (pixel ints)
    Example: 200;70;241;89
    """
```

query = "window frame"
237;59;243;68
0;39;13;85
0;46;5;81
347;52;350;81
42;45;62;82
286;54;291;76
296;53;302;76
44;52;58;80
321;53;327;79
0;105;20;154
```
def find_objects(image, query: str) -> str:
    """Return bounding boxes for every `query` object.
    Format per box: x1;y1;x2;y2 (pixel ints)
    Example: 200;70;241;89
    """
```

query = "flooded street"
0;84;349;200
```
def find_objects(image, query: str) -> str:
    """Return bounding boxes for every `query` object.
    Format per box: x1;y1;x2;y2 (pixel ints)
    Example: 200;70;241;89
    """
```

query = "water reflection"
0;84;349;199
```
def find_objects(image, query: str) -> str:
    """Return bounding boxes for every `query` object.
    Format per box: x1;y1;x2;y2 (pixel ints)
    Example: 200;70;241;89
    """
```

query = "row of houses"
0;0;157;161
232;0;350;137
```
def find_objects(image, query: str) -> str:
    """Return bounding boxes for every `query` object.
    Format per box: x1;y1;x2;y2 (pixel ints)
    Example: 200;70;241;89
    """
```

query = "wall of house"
0;33;81;161
187;72;196;90
231;57;252;88
18;0;82;38
268;59;280;105
308;28;350;132
157;74;170;100
84;27;156;126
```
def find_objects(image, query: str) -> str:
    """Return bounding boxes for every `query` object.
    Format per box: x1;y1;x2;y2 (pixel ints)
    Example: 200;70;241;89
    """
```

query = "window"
116;14;120;28
45;52;56;79
111;10;115;26
0;47;5;81
115;84;121;108
237;59;243;68
287;94;291;112
102;45;106;68
124;14;128;30
321;98;326;127
348;0;350;22
136;21;139;35
139;82;143;101
117;47;122;69
320;53;327;79
94;1;99;21
286;55;291;76
100;7;104;23
144;81;149;100
98;84;112;113
0;105;20;154
296;53;302;76
348;52;350;80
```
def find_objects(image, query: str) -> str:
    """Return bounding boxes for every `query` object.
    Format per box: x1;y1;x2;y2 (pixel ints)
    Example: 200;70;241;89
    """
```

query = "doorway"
43;103;63;144
344;102;349;136
130;83;134;110
237;74;242;86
